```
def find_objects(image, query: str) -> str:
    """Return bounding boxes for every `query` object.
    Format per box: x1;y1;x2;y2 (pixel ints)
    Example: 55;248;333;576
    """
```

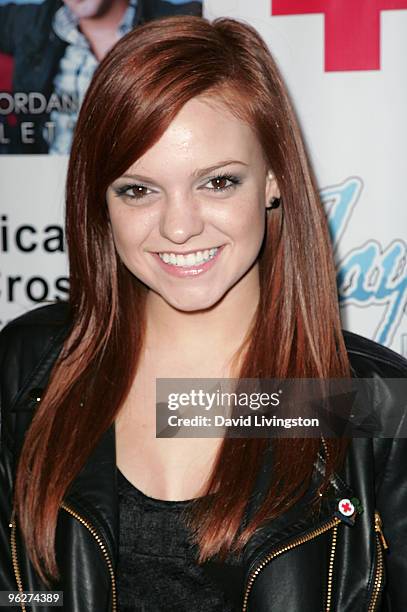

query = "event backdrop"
0;0;406;357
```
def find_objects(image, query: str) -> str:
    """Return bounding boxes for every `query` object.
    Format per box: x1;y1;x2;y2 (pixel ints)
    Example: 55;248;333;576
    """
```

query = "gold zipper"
9;504;117;612
368;511;388;612
242;516;341;611
61;502;117;612
374;511;388;551
9;510;27;612
325;522;339;612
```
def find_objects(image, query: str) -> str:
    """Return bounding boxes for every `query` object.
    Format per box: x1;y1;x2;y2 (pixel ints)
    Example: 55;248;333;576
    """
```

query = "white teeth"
158;247;219;267
185;253;196;266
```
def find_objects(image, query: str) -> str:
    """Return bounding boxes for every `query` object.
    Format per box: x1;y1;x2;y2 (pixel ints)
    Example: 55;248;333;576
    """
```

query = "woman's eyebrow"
119;160;249;183
192;160;249;178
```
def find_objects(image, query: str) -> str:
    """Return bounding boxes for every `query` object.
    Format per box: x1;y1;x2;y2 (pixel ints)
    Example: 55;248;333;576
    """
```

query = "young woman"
1;15;406;612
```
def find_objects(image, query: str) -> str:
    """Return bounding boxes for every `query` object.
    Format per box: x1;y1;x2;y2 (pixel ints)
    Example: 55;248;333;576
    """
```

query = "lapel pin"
335;498;356;525
338;498;355;517
335;496;363;526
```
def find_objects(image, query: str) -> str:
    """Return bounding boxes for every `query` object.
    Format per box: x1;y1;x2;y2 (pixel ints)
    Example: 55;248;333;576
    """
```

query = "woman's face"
106;96;279;312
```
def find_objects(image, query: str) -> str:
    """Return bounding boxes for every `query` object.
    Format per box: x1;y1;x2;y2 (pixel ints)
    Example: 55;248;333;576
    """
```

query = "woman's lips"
151;245;225;277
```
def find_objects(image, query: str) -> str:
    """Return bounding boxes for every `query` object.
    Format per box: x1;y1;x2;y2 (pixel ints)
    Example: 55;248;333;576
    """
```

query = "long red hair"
15;15;350;584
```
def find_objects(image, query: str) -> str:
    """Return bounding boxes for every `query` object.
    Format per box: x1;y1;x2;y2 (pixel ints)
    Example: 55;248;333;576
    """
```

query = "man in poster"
0;0;202;154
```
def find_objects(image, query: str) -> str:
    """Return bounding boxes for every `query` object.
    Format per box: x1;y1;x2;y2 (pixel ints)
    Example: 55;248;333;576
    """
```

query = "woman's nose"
159;193;204;244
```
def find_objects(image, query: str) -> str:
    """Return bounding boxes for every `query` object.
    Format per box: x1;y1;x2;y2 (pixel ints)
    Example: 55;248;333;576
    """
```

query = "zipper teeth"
368;512;386;612
242;516;341;611
9;513;27;612
367;533;383;612
325;523;339;612
61;502;117;612
10;505;117;612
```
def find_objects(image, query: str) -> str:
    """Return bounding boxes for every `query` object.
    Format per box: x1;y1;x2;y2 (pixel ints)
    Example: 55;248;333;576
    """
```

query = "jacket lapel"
62;423;119;564
7;310;119;568
242;445;357;574
57;426;358;600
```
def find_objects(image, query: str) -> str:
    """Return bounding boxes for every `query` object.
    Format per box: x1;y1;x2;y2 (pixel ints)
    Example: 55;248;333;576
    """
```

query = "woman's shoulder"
0;302;71;415
342;328;407;378
0;302;71;371
0;301;71;347
1;301;70;332
342;329;407;441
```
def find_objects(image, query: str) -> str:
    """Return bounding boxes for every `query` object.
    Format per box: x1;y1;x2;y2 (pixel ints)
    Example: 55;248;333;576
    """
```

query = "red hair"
15;15;350;584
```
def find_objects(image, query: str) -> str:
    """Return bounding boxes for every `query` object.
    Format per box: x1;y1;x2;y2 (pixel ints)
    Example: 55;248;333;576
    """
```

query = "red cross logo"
338;498;355;516
271;1;407;71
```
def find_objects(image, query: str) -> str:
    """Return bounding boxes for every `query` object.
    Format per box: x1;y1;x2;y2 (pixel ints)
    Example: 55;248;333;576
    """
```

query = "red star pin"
338;498;355;517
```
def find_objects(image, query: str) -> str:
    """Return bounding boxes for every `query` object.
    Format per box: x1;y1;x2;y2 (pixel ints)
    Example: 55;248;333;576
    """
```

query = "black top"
116;468;244;612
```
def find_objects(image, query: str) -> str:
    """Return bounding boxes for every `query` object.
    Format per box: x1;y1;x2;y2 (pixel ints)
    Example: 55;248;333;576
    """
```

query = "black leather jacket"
1;302;407;611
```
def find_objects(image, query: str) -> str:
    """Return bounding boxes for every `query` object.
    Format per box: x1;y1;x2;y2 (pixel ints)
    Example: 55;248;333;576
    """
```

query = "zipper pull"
9;507;15;529
374;511;389;550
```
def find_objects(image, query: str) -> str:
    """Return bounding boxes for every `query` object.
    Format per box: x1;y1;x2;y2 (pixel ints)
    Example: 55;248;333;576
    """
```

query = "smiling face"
106;95;279;313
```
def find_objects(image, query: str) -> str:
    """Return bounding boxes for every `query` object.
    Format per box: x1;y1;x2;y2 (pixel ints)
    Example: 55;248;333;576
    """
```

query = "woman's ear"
265;169;280;209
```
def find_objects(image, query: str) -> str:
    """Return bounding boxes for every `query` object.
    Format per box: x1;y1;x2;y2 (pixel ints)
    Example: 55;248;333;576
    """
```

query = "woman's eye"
205;175;241;192
113;174;241;201
115;184;153;200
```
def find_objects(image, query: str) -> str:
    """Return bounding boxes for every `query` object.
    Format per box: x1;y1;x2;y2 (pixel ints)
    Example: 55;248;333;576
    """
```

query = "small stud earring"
266;197;281;211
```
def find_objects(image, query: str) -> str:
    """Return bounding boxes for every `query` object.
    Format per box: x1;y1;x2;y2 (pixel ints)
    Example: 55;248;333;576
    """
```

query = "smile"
151;245;225;278
157;247;219;267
